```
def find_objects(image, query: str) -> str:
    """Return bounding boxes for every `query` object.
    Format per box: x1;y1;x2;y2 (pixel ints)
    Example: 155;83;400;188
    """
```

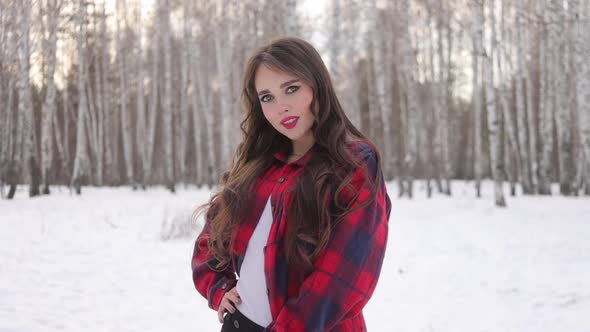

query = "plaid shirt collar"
272;144;316;167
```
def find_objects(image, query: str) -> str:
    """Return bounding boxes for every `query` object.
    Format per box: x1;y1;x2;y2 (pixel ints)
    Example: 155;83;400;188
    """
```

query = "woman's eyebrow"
257;79;300;96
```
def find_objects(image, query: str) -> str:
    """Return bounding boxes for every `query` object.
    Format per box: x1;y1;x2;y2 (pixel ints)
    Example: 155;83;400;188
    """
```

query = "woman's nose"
277;101;290;114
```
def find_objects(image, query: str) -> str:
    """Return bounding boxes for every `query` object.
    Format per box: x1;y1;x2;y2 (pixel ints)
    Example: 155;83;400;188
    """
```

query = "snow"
1;181;589;332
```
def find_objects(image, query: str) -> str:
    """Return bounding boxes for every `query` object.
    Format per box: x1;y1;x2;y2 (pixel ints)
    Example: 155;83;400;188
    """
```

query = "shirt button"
221;282;228;290
277;177;285;182
233;319;240;328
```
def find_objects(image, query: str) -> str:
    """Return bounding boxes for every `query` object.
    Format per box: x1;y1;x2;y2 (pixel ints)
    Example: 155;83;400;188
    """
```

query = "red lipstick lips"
280;116;299;129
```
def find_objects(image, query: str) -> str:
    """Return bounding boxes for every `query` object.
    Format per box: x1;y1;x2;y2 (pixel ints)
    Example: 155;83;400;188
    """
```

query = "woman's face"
254;64;315;144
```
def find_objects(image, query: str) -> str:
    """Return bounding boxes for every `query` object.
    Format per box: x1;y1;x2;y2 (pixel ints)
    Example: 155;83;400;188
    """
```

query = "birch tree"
176;0;192;185
471;0;483;198
134;4;146;188
400;0;419;198
573;0;590;193
40;0;62;194
159;0;174;192
551;0;575;195
117;0;135;187
538;0;553;194
515;0;534;194
0;2;18;198
214;0;235;171
368;1;393;178
436;0;452;195
483;0;506;206
17;0;40;197
71;0;90;194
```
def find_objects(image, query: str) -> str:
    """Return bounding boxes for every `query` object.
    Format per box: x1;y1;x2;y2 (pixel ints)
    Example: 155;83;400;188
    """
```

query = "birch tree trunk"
537;1;552;194
369;0;393;179
341;0;362;130
17;0;40;197
524;12;538;194
1;8;17;198
329;0;341;85
92;3;105;186
285;0;298;35
437;1;452;195
192;23;217;186
177;0;191;185
483;0;506;206
143;25;159;186
99;4;114;185
160;0;175;192
117;0;135;188
471;0;483;198
1;4;13;197
573;0;590;194
134;5;146;188
215;0;235;171
401;0;418;198
63;83;71;179
552;0;575;195
515;0;533;194
40;0;61;194
71;0;89;194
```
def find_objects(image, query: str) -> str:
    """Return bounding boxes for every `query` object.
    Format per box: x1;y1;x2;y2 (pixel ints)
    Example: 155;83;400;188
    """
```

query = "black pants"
221;308;265;332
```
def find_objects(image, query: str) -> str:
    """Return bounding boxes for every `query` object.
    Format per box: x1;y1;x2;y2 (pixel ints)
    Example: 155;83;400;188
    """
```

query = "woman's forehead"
254;65;299;91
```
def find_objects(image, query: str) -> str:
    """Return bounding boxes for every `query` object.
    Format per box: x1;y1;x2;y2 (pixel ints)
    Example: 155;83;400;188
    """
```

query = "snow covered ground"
1;181;589;332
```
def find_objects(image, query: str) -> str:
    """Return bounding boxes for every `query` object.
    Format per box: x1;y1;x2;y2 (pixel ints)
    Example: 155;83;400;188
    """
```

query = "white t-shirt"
235;197;273;327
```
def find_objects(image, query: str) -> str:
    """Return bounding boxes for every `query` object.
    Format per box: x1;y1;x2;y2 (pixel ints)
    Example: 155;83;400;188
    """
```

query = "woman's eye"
286;85;300;94
260;95;273;103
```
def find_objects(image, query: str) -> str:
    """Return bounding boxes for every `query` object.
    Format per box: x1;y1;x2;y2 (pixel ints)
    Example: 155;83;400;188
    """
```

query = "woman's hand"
217;286;241;323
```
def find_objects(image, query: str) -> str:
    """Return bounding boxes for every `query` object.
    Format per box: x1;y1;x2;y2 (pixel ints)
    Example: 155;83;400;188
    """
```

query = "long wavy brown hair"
194;36;384;270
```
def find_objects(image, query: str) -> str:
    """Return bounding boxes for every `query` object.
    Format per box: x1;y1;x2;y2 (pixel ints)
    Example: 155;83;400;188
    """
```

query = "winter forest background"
1;0;589;207
1;1;590;331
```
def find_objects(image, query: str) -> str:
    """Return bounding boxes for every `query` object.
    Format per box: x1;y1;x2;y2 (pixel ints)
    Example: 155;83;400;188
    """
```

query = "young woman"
191;36;392;332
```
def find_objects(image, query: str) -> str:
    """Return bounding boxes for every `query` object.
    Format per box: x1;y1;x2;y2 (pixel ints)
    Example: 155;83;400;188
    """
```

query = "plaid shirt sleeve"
265;145;392;331
191;210;237;311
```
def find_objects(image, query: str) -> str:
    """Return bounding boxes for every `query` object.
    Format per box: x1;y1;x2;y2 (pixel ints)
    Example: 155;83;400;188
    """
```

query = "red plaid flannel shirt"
192;141;392;331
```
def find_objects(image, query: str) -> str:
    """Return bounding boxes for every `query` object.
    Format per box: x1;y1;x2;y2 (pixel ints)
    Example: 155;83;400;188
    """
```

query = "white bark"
471;0;483;198
552;0;574;195
285;0;298;35
40;0;61;193
160;0;174;191
537;0;553;194
515;0;533;194
401;0;418;198
117;0;134;187
573;1;590;190
369;0;393;178
329;0;342;83
1;5;17;192
100;3;113;185
483;0;506;207
191;4;217;186
436;1;452;195
92;3;105;185
18;0;39;197
177;0;191;185
215;0;235;171
341;0;362;129
524;14;538;193
134;4;146;187
144;23;159;186
71;0;89;193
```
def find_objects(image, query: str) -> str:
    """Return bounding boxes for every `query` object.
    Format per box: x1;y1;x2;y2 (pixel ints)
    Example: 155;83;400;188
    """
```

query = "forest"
1;0;589;207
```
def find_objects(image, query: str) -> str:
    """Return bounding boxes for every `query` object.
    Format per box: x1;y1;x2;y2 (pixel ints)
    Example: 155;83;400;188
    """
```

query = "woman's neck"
291;131;315;156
